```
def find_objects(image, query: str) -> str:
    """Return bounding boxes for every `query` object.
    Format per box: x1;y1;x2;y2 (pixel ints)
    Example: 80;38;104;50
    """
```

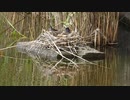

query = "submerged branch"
0;45;16;51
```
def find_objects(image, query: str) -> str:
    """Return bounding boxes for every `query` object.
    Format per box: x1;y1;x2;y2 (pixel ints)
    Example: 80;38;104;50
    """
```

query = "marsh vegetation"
0;12;130;86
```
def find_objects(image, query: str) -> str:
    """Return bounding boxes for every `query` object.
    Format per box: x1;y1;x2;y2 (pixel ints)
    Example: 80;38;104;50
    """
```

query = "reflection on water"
0;46;130;86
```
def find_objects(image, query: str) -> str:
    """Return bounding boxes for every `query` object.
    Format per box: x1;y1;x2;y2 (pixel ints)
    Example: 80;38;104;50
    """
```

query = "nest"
17;28;105;70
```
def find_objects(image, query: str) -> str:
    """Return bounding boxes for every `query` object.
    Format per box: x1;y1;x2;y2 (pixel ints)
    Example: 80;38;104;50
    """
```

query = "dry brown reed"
0;12;119;45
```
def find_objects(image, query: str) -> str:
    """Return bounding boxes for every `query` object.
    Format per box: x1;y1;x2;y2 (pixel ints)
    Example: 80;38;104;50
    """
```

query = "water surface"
0;45;130;86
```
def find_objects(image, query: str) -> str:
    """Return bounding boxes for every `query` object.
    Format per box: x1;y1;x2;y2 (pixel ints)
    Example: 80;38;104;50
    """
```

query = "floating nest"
17;28;105;69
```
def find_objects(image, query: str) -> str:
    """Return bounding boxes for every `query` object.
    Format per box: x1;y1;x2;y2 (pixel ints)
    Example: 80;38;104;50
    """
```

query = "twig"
0;45;16;51
59;47;98;65
46;32;79;68
51;58;63;69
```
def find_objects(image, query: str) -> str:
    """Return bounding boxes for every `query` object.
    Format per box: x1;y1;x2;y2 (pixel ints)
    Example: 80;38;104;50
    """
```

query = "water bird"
49;25;63;36
49;25;58;31
60;27;71;35
65;27;71;33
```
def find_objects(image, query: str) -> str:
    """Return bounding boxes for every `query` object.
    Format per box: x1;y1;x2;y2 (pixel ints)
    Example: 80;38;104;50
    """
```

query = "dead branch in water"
17;28;105;70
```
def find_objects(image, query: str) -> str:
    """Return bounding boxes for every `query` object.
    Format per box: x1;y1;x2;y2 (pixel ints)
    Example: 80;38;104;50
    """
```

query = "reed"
0;12;119;46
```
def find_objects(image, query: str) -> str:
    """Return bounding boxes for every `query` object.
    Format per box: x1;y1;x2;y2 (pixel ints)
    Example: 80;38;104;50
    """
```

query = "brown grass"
0;12;119;45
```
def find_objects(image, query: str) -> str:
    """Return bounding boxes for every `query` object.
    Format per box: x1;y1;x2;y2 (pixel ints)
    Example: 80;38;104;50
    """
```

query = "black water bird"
49;25;63;36
65;27;71;33
49;25;58;31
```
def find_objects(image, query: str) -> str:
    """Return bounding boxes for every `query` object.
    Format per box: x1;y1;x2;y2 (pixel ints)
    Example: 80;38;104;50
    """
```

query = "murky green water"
0;44;130;86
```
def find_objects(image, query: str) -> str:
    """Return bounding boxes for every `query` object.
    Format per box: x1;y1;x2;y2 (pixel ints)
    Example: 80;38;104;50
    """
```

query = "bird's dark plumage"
65;27;71;33
49;26;58;31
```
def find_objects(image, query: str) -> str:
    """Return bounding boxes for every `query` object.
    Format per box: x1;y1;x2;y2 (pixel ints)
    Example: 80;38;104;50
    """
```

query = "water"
0;20;130;86
0;44;130;86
